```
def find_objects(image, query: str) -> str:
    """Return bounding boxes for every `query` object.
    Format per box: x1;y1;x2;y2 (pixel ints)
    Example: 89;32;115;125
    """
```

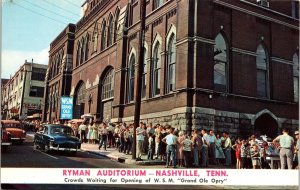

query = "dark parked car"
34;124;81;154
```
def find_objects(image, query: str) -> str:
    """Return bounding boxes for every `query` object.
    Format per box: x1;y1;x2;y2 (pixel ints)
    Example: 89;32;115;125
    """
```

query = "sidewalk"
80;143;165;165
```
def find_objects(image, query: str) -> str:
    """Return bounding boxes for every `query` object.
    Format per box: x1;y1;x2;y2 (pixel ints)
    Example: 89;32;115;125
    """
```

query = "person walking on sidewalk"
273;128;294;169
162;126;178;168
79;120;88;143
98;122;108;150
136;122;145;161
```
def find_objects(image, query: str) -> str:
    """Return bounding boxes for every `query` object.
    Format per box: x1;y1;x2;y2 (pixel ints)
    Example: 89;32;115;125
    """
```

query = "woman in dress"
215;133;225;165
90;121;98;144
86;120;93;144
232;139;242;169
177;131;186;167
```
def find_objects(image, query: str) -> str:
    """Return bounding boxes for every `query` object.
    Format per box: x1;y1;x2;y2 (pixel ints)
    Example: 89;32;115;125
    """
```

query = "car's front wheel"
44;143;50;153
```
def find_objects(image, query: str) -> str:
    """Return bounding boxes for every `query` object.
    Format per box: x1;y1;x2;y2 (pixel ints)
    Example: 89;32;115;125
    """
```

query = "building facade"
2;61;47;120
43;24;76;122
43;0;299;138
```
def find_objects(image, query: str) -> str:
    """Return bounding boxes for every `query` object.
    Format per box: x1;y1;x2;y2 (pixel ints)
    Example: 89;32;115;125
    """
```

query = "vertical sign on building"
60;97;73;120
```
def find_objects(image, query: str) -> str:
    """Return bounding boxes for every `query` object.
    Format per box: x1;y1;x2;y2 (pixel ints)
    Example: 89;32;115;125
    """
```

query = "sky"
1;0;85;79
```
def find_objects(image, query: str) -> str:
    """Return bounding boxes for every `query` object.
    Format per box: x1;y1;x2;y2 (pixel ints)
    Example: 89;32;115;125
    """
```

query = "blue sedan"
34;124;81;154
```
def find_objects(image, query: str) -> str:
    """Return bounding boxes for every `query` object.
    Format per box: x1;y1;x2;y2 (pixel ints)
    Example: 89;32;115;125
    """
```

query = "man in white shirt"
201;129;210;167
162;126;178;168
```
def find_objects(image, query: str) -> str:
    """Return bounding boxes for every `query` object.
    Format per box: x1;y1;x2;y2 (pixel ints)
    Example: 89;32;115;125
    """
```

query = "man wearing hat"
272;128;294;169
294;131;299;169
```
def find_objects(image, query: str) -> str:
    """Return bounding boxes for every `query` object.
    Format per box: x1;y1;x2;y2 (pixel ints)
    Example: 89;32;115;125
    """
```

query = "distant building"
1;61;47;120
43;0;299;138
1;79;9;119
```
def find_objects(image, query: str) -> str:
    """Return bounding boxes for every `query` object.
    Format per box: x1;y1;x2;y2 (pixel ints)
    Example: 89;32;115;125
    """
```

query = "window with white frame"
102;68;115;100
214;33;228;92
256;44;269;98
293;53;299;102
128;55;135;102
151;42;161;97
167;33;176;93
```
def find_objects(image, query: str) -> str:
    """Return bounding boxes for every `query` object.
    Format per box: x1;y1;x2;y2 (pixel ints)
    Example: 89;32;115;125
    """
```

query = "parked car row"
1;120;81;155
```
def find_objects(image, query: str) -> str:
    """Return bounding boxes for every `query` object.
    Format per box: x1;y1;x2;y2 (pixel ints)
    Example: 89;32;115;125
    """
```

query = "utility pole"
132;0;146;160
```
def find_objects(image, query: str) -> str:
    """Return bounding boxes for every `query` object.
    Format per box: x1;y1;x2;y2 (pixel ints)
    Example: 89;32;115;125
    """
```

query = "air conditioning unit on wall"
257;0;270;8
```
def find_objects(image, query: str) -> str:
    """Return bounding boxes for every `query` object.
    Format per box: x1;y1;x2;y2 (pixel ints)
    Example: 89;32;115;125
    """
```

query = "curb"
82;149;165;165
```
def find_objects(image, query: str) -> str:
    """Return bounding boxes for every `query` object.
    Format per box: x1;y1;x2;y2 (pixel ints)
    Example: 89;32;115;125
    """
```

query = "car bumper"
50;145;79;151
11;137;26;140
1;142;12;146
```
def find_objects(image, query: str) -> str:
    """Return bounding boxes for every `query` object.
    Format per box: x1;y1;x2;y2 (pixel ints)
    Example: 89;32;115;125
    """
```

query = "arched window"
214;33;228;92
293;53;299;102
128;55;135;102
167;33;176;93
101;20;106;51
92;23;98;52
80;37;85;64
76;42;81;67
114;8;120;43
256;44;269;98
85;33;90;61
142;48;147;99
76;83;86;106
151;42;161;97
107;15;114;47
102;68;114;100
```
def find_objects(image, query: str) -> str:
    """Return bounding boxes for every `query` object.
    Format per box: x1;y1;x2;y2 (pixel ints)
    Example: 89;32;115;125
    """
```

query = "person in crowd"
181;134;193;168
215;133;225;165
136;122;145;161
223;131;232;166
294;131;299;169
79;120;88;143
124;126;132;154
148;133;155;160
208;130;217;165
86;120;93;144
232;139;242;169
201;129;209;167
114;124;121;149
162;126;178;168
119;124;125;153
251;144;261;169
155;125;163;160
240;140;246;169
260;141;270;169
177;131;185;167
90;121;98;144
98;122;108;150
273;128;294;169
249;135;257;148
192;129;203;167
143;122;149;154
107;123;114;148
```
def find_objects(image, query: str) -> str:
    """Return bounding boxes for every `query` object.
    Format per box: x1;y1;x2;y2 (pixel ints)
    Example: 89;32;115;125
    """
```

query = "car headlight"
49;137;55;141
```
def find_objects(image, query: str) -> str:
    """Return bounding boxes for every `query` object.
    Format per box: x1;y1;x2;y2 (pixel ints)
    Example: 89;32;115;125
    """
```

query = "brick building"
43;0;299;138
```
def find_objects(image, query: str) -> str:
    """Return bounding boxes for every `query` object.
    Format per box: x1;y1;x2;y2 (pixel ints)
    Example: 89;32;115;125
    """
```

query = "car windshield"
50;127;74;136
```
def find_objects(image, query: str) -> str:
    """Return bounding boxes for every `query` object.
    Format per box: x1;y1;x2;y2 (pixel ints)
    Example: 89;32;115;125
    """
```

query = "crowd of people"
66;118;299;169
26;118;299;169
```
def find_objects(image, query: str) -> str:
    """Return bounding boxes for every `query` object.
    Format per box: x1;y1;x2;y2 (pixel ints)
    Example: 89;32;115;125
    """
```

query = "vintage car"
33;124;81;154
1;127;12;152
1;120;26;144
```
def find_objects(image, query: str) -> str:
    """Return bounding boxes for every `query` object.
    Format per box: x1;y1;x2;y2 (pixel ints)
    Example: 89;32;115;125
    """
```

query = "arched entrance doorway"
73;81;86;119
97;67;114;122
254;113;278;139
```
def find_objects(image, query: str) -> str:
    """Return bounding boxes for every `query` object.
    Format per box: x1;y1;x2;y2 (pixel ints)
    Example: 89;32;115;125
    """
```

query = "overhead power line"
14;2;68;25
22;0;77;22
44;0;80;17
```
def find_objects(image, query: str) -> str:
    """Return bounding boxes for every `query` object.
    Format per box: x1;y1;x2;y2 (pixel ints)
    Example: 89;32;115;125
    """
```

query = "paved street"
1;135;297;190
